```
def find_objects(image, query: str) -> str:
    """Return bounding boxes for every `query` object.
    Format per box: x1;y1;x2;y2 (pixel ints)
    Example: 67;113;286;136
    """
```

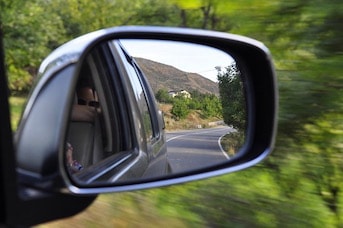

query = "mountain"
135;58;219;95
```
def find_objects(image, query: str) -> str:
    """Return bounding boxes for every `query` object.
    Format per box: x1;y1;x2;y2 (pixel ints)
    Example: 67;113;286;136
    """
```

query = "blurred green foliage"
3;0;343;226
8;96;25;129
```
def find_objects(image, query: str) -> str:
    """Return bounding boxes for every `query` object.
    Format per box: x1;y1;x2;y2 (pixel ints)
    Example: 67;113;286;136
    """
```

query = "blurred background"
3;0;343;226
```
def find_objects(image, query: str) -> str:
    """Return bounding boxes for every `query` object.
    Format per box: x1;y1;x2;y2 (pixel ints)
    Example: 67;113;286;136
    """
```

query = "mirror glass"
65;39;247;185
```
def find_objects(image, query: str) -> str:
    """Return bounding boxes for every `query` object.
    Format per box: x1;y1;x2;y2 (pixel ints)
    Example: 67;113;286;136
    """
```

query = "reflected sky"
120;39;234;82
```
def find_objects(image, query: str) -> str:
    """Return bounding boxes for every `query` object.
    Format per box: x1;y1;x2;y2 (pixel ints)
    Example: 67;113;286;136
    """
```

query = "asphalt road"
166;126;236;174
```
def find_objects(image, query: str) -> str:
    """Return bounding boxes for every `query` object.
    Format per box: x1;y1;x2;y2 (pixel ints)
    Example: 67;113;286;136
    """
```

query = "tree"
201;94;222;118
172;0;233;31
217;63;246;131
3;0;67;93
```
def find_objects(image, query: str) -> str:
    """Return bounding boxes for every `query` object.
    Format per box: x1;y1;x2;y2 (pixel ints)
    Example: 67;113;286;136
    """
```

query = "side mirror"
15;26;277;195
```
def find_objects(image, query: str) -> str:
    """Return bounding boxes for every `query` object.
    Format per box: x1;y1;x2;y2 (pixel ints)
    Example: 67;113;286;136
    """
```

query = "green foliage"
7;65;32;94
155;89;172;103
123;0;181;26
9;96;26;130
217;63;246;131
221;131;245;156
187;90;203;110
3;0;67;93
171;97;190;120
185;169;336;227
185;90;222;118
200;94;222;118
169;90;222;120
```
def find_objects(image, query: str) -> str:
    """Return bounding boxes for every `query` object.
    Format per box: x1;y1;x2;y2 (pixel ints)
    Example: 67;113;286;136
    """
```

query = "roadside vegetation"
156;89;223;127
220;132;245;157
9;96;25;130
159;103;222;131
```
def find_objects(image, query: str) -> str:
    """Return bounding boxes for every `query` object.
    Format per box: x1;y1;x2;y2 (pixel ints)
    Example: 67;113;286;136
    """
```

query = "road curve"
166;126;236;174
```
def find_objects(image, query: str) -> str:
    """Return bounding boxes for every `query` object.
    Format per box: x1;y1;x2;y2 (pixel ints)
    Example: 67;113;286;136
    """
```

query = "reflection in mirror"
65;39;247;185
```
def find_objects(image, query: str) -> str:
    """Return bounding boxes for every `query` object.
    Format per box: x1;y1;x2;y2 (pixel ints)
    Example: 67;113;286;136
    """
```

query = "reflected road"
166;126;236;174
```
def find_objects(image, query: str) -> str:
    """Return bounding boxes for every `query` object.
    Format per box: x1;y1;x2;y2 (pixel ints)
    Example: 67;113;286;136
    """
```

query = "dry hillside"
135;58;219;95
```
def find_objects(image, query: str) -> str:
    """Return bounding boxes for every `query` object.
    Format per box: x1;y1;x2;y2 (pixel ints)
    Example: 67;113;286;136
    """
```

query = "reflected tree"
171;97;190;120
155;89;172;103
217;63;246;131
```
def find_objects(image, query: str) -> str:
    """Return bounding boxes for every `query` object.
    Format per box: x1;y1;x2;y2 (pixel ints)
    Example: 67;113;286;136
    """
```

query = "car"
16;38;169;187
0;26;277;226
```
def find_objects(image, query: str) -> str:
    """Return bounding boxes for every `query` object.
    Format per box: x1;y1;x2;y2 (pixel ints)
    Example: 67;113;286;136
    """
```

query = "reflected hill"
135;58;219;96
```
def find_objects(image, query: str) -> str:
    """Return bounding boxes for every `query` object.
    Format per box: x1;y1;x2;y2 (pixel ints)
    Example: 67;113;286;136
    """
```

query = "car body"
16;38;169;187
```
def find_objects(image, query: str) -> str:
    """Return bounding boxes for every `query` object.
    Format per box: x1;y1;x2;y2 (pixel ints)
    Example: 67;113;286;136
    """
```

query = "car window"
120;52;154;143
66;59;108;170
89;44;132;153
66;45;133;172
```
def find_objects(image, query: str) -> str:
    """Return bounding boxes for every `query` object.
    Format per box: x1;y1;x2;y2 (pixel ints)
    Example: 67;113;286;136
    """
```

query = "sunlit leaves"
171;0;203;9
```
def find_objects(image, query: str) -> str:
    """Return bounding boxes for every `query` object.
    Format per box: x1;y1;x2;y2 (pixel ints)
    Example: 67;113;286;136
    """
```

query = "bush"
171;98;190;120
220;131;245;157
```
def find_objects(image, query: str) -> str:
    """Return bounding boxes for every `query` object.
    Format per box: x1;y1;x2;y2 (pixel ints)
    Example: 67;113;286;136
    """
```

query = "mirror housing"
15;26;277;195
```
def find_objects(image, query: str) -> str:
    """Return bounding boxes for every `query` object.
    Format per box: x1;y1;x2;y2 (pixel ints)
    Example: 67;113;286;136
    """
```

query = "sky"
120;39;234;82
